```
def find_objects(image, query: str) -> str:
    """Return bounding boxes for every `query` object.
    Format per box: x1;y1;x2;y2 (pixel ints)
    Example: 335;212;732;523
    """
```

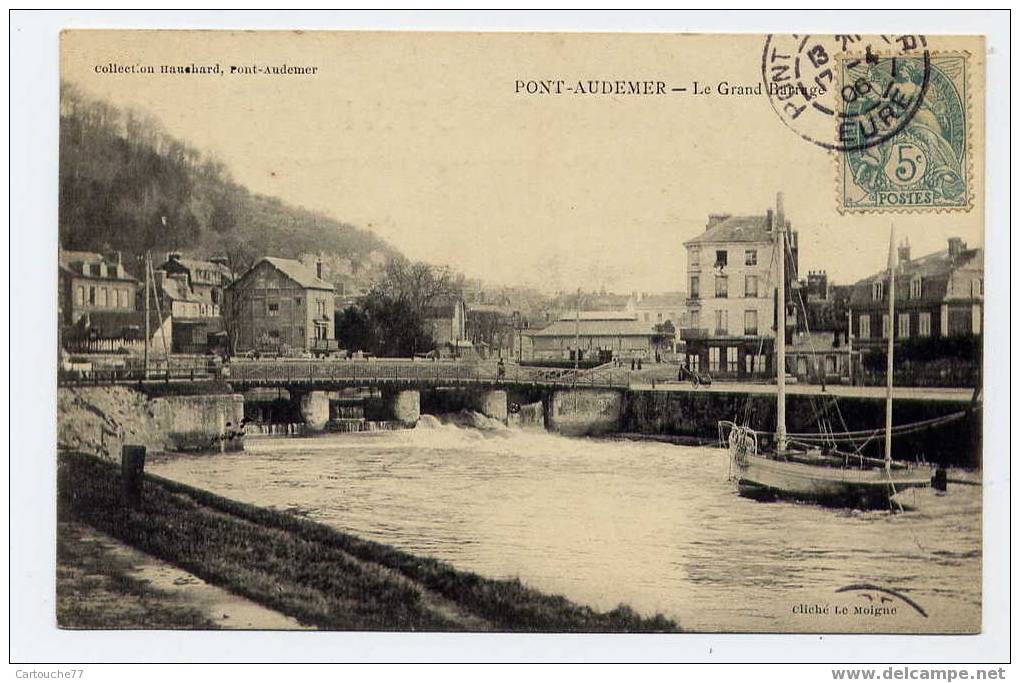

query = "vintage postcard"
53;29;986;638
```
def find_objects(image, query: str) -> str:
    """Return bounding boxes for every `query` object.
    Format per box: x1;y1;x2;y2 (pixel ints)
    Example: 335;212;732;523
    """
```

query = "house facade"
225;257;336;354
526;312;657;362
680;196;798;379
424;299;468;353
58;249;139;328
849;237;983;346
158;253;232;309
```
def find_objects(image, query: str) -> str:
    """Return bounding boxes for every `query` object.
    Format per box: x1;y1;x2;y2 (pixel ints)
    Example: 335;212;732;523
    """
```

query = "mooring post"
121;444;146;508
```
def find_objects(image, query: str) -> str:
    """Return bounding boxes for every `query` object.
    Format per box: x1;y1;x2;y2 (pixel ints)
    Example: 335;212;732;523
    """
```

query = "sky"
62;31;984;293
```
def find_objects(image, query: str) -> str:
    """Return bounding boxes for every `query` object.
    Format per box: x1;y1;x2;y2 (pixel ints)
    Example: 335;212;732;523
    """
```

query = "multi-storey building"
225;257;337;355
157;253;233;309
58;249;139;328
680;195;798;379
849;237;983;345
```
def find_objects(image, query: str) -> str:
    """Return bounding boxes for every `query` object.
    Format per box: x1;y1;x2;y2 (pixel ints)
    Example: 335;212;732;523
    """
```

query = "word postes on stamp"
838;53;971;213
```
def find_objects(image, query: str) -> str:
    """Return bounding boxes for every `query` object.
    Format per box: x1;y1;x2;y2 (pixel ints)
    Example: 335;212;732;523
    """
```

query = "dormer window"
872;281;884;301
910;276;922;299
81;262;90;277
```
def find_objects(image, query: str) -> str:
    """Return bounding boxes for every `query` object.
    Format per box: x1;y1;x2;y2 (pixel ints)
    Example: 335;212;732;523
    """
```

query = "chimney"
316;260;324;279
776;192;785;231
947;237;965;259
706;213;731;230
898;237;911;263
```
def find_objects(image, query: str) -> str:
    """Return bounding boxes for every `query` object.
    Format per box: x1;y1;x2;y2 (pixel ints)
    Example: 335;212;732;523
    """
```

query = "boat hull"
733;453;932;509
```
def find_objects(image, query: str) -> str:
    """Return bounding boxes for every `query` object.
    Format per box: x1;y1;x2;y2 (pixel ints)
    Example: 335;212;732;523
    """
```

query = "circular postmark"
761;35;931;151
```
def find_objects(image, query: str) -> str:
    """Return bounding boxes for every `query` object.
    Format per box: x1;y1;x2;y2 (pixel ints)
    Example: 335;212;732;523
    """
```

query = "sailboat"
722;196;933;509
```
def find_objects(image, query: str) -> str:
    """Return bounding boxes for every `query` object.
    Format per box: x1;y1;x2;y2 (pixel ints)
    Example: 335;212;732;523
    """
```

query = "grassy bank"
58;452;678;632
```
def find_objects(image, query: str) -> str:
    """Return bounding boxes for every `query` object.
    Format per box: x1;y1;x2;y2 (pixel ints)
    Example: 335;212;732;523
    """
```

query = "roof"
684;215;777;246
161;256;232;284
527;319;657;338
557;310;637;322
157;274;203;303
58;250;138;283
848;245;983;306
231;257;335;291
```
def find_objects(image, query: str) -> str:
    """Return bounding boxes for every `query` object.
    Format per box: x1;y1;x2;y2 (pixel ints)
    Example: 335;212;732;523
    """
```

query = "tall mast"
775;192;787;452
143;251;150;379
847;306;853;384
574;287;581;372
885;225;897;470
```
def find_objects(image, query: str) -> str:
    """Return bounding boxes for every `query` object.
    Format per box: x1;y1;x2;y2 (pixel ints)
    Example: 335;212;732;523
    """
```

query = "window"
89;287;96;305
689;276;700;298
709;347;721;372
714;310;728;335
689;310;700;328
715;250;728;268
825;356;837;375
898;313;910;339
99;288;108;307
267;302;279;316
918;312;932;337
882;314;890;339
744;310;758;335
910;276;922;299
689;247;701;268
317;299;327;316
745;275;758;297
727;346;739;373
872;281;884;301
117;289;126;308
75;286;84;306
859;314;871;339
688;354;699;372
268;329;280;339
715;275;729;298
972;278;982;297
745;249;757;266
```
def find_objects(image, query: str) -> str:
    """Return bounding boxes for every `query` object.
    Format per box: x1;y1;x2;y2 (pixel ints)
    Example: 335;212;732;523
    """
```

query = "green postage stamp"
837;52;971;213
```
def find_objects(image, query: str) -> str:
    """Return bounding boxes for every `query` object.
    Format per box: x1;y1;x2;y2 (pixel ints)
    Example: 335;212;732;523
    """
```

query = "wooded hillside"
58;82;398;287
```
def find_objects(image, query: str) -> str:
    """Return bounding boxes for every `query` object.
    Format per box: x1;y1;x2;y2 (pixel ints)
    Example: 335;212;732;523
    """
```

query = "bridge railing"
227;359;632;388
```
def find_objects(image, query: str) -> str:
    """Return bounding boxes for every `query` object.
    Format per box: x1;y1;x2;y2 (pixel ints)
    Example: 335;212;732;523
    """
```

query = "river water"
149;414;981;633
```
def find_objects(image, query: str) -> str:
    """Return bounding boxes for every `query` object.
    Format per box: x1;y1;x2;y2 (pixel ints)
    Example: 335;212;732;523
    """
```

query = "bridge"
226;359;630;391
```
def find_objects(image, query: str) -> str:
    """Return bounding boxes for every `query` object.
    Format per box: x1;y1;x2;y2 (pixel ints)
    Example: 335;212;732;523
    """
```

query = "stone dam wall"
58;386;244;458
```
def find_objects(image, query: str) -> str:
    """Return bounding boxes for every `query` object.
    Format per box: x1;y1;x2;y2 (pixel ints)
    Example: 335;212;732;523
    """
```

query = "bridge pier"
299;390;330;431
471;389;508;423
546;388;623;436
385;389;420;427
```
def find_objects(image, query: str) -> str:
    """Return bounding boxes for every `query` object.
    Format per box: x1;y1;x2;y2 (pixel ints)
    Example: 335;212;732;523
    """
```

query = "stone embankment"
58;386;244;458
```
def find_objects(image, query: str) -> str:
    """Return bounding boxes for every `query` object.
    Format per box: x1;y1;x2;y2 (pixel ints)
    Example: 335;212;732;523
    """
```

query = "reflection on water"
149;414;981;633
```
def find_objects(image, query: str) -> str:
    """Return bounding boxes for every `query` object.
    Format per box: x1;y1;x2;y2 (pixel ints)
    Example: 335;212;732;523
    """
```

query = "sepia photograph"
8;10;1011;669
